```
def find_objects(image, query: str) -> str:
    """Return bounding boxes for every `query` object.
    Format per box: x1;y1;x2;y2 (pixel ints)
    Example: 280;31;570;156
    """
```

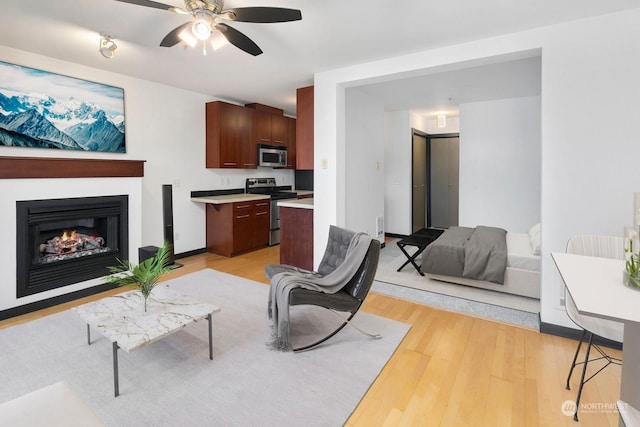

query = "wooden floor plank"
0;246;622;426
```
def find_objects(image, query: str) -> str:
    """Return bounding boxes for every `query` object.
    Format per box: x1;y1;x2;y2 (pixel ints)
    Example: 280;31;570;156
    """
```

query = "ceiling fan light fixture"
209;31;229;50
99;35;117;59
191;18;212;41
178;28;198;48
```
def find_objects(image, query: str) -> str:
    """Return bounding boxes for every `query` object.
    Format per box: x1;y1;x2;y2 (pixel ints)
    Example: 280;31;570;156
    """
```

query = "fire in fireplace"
16;195;128;298
40;229;109;263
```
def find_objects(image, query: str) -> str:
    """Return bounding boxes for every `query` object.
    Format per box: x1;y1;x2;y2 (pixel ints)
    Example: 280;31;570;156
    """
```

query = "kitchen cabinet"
285;116;296;169
205;199;270;256
206;101;256;169
279;200;313;271
246;103;287;147
296;85;314;170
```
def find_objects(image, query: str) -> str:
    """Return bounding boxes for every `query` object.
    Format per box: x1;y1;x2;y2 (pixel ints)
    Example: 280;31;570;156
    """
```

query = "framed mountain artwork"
0;60;125;153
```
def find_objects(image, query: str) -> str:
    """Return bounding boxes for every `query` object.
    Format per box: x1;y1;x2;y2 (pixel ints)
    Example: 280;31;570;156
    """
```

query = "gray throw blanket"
267;231;372;351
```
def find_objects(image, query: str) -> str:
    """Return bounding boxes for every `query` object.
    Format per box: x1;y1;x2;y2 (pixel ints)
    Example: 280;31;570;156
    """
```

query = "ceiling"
0;1;637;116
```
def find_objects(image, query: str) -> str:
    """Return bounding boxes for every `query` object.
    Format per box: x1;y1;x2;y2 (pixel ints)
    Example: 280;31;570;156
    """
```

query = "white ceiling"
0;1;637;116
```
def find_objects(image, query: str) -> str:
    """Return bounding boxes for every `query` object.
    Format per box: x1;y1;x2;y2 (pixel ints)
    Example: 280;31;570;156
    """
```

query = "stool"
396;228;444;276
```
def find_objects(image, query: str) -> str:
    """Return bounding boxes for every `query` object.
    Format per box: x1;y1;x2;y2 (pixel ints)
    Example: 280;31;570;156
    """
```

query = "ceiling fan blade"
112;0;187;14
215;23;263;56
223;7;302;23
160;22;193;47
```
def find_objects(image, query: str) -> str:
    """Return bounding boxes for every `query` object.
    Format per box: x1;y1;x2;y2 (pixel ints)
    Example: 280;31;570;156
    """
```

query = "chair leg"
573;331;594;422
566;329;587;390
293;308;381;352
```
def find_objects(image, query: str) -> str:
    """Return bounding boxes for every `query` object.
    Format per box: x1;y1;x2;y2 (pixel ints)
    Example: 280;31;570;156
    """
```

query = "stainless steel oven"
246;178;297;246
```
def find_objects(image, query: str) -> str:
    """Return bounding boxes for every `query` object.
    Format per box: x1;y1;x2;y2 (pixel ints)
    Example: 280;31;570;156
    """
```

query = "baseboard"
0;282;118;321
540;318;622;350
385;232;407;239
175;248;207;259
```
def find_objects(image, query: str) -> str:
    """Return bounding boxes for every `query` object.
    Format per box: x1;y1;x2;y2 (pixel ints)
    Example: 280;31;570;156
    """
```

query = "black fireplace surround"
16;195;128;298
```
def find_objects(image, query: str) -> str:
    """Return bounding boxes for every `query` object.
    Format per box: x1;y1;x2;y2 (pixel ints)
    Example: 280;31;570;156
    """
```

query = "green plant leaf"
102;241;177;296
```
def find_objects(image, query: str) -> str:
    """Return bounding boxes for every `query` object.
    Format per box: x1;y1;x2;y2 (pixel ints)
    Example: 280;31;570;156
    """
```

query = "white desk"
552;252;640;416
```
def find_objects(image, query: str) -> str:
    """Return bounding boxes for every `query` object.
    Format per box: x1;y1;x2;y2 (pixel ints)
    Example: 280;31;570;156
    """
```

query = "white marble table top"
72;285;220;353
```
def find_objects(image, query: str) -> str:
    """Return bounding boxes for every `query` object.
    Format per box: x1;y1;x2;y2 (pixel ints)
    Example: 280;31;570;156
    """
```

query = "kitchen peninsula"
278;198;313;271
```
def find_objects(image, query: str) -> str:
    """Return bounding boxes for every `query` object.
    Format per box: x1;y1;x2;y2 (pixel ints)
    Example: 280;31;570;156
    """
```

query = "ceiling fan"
113;0;302;56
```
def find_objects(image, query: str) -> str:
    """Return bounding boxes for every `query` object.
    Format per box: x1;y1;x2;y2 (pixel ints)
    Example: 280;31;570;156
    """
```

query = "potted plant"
624;231;640;290
103;241;176;312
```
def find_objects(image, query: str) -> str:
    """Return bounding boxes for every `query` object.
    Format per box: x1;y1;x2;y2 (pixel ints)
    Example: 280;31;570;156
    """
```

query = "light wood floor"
0;243;622;426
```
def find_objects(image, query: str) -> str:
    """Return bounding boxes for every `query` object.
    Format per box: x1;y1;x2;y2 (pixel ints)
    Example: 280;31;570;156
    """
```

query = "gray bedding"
421;226;508;284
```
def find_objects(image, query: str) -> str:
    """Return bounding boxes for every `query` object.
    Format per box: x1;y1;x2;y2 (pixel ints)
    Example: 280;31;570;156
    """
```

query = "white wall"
0;46;294;255
314;8;640;328
384;111;413;235
0;47;294;310
458;96;541;232
345;88;385;239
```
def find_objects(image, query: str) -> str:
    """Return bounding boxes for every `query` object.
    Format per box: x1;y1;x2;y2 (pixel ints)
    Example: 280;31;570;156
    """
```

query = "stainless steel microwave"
258;144;287;167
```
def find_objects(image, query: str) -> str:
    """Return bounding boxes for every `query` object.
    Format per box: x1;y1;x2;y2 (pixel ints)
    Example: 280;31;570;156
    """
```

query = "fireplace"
16;195;128;297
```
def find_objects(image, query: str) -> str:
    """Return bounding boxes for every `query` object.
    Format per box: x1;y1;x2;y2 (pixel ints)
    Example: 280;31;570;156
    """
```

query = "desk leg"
207;313;213;360
86;324;91;345
113;342;120;397
620;321;640;425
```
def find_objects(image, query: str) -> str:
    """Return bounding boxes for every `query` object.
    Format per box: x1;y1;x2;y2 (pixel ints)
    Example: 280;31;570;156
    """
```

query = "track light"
99;35;117;59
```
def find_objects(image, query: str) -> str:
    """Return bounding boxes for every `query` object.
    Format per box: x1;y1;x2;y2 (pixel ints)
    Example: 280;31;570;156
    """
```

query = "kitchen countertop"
277;198;314;209
192;190;313;205
191;194;270;204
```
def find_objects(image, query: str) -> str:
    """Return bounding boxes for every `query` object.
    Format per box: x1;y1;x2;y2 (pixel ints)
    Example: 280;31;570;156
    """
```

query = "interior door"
429;136;459;228
412;132;427;232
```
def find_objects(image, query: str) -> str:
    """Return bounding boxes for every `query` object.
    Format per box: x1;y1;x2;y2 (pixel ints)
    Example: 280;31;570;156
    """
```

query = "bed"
421;224;541;299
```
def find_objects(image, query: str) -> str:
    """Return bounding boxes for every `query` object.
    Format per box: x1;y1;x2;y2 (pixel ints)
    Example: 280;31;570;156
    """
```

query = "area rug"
376;254;540;312
0;269;410;427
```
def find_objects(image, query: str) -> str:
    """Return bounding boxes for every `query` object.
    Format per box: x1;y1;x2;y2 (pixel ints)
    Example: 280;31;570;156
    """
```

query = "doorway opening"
412;130;460;231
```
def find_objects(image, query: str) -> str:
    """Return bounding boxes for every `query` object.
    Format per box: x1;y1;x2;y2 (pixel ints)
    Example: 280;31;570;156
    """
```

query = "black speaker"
139;245;159;264
162;184;176;265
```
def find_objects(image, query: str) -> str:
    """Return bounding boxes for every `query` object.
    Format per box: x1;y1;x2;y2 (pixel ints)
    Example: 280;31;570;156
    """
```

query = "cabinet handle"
236;204;250;209
256;211;268;216
256;202;268;207
274;140;284;144
260;138;271;142
223;162;237;166
236;214;250;219
244;163;256;166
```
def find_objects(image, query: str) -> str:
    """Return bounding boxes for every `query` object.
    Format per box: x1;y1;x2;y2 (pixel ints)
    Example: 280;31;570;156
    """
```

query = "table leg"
86;324;91;345
207;313;213;360
620;321;640;425
113;342;120;397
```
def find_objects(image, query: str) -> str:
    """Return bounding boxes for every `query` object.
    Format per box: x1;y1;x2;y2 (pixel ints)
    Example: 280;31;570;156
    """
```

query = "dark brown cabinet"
285;116;296;169
206;199;270;257
254;110;287;146
296;86;314;170
206;101;256;169
246;103;287;147
280;206;313;270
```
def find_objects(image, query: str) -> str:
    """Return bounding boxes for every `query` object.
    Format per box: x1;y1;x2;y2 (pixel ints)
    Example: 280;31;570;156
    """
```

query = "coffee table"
72;285;220;397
